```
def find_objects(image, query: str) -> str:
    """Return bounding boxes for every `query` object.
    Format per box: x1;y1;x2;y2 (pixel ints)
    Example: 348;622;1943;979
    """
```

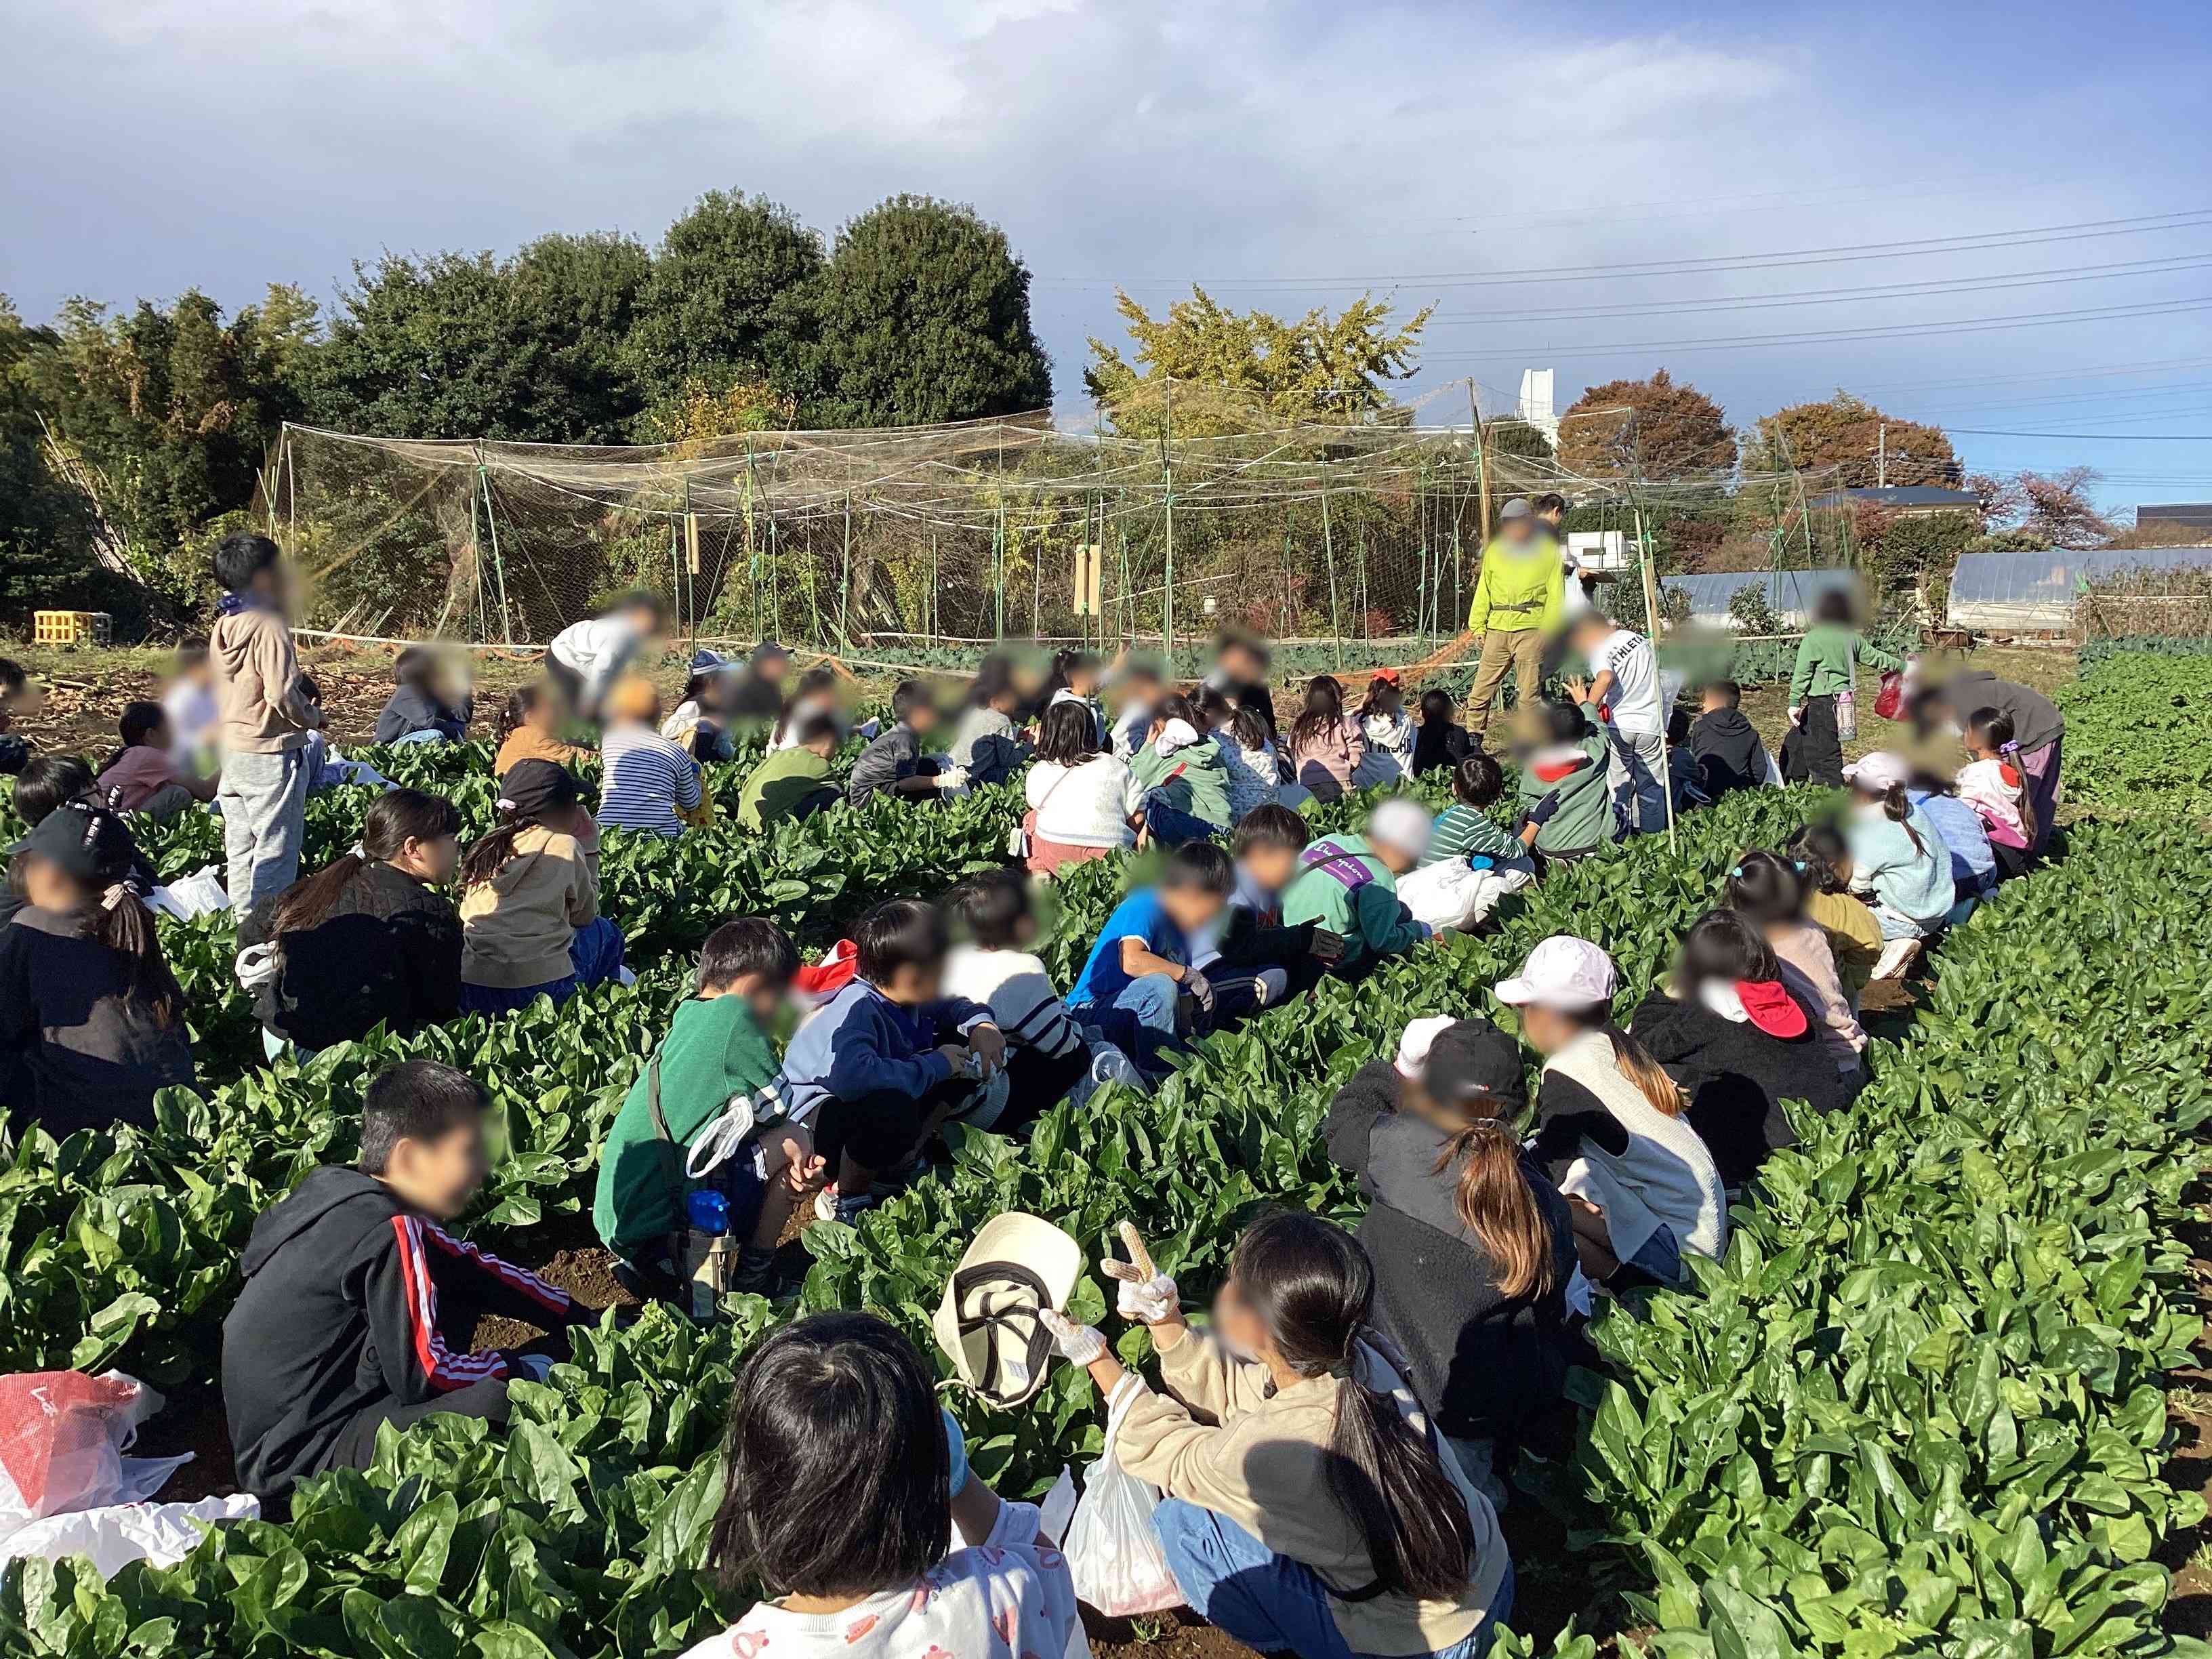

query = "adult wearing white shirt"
1566;611;1667;834
160;636;220;771
545;592;665;722
1023;701;1139;875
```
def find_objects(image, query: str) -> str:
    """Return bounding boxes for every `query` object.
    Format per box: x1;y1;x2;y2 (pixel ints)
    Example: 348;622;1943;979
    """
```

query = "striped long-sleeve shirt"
1419;803;1524;868
598;722;703;837
941;946;1086;1060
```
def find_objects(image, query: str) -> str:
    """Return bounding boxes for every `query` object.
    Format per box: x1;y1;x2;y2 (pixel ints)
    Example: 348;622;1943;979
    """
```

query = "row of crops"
3;653;2209;1658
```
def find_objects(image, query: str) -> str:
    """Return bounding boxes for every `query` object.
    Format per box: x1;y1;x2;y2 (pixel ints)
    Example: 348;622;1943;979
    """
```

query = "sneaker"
1871;937;1922;980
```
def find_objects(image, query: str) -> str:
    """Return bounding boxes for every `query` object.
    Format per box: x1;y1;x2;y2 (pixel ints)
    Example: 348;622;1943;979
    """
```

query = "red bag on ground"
1873;670;1905;722
0;1372;149;1528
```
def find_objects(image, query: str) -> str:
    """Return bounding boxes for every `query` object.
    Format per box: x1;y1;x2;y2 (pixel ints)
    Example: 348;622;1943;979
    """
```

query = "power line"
1946;426;2212;441
1420;251;2212;326
1416;294;2212;363
1037;208;2212;290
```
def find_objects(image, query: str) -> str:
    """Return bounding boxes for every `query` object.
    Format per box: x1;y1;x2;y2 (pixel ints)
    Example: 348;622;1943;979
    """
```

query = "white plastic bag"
2;1494;257;1577
1397;857;1535;933
0;1371;190;1550
1063;1374;1183;1616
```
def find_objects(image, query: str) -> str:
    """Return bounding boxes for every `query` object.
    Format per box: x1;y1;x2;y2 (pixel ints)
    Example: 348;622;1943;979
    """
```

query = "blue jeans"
1141;792;1221;848
390;729;450;746
1153;1498;1511;1659
460;918;626;1015
1072;972;1181;1073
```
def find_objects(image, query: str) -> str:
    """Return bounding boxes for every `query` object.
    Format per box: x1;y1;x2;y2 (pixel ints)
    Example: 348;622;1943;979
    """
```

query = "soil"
2155;1211;2212;1639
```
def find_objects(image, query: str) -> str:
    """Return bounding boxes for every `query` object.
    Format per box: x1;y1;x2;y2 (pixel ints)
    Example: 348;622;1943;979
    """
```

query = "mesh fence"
256;401;1858;674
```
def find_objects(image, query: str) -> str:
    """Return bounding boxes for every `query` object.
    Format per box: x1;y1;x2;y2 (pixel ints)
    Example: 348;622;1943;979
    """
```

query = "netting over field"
255;403;1860;670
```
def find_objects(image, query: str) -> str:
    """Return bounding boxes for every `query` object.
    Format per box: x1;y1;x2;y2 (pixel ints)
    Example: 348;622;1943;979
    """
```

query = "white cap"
1394;1015;1457;1079
1842;751;1911;794
1367;798;1433;861
1494;935;1618;1010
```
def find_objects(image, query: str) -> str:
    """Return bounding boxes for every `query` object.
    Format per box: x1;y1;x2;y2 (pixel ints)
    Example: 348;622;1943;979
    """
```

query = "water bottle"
1835;685;1858;743
684;1188;732;1323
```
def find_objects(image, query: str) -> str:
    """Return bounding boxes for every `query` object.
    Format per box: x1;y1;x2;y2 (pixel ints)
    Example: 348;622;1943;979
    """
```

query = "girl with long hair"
1839;753;1953;977
1725;848;1866;1076
1022;699;1139;874
457;759;626;1014
1287;674;1366;804
1323;1016;1576;1505
1782;822;1883;1002
1497;934;1727;1286
1631;909;1853;1189
1197;684;1294;821
1043;647;1109;752
240;788;464;1058
0;802;193;1132
1041;1212;1512;1659
1956;707;2040;880
1353;671;1416;787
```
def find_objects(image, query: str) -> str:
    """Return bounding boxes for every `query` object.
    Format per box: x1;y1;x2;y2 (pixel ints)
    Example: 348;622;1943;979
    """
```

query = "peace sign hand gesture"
1101;1222;1181;1328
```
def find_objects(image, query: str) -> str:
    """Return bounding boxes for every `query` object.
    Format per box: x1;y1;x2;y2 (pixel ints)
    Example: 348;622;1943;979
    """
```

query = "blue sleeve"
924;994;994;1031
823;1002;951;1100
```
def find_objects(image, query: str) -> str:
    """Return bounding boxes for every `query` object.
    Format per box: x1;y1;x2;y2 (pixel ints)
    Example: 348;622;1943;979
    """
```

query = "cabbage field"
2;649;2209;1659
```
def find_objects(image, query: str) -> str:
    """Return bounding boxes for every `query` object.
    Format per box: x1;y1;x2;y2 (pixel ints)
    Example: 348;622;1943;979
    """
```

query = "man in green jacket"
1280;798;1433;975
735;714;842;831
1465;499;1565;739
592;919;821;1297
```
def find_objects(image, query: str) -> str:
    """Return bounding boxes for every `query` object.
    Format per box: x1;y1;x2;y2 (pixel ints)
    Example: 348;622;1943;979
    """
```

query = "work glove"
1099;1223;1179;1326
1040;1307;1107;1366
1181;968;1216;1016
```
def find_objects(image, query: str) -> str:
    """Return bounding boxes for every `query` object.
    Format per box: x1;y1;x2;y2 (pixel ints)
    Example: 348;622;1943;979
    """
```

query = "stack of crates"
32;611;112;646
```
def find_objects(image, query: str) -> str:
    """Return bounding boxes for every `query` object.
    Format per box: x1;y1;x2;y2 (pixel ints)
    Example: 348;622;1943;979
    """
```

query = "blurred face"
1011;910;1040;948
22;854;87;913
758;655;790;687
1240;844;1299;895
1572;616;1610;655
1515;1002;1580;1056
879;959;943;1006
1701;689;1728;714
397;832;461;884
1219;644;1258;682
1373;842;1417;876
146;716;175;751
1159;886;1227;935
905;701;941;735
385;1122;488;1221
1396;1071;1452;1130
1374;684;1401;713
1501;518;1536;546
1211;1275;1269;1364
249;562;294;615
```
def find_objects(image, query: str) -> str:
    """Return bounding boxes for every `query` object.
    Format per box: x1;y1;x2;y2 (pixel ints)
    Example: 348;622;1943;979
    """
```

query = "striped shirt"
941;945;1085;1060
1420;803;1523;867
598;722;703;837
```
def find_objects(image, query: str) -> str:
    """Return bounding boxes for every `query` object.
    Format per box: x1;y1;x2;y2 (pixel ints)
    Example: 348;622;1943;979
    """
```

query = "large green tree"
1744;390;1957;488
1556;369;1735;480
1086;287;1429;437
18;285;314;600
807;195;1051;428
623;191;822;428
310;232;651;443
0;298;98;613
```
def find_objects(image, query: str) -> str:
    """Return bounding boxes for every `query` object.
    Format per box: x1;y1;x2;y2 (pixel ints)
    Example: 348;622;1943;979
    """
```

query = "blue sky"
6;0;2209;514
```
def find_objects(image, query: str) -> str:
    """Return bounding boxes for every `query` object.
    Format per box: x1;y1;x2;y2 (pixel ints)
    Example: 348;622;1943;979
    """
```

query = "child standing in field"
209;531;319;908
1568;612;1668;835
1498;935;1725;1288
1065;841;1237;1073
594;919;824;1298
1954;708;2041;881
1839;753;1954;979
1785;588;1902;787
684;1311;1087;1659
96;701;216;819
1286;674;1366;804
546;591;666;723
457;759;626;1012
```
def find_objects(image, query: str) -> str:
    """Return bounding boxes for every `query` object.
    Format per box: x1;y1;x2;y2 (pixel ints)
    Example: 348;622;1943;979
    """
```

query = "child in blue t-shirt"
1066;842;1235;1073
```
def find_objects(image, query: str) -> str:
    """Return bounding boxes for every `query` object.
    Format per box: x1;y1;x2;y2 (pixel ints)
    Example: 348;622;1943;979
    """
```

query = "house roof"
2137;502;2212;527
1807;486;1982;510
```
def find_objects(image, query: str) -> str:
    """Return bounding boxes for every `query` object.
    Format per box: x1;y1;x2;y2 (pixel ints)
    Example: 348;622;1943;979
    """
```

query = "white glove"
934;766;970;791
1040;1307;1106;1366
1182;968;1215;1015
1109;1271;1179;1326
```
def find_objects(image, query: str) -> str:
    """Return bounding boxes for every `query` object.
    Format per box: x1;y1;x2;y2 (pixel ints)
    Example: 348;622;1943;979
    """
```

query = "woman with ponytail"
1040;1212;1512;1659
1323;1015;1576;1504
1496;935;1726;1286
240;788;464;1057
1839;752;1953;979
0;802;193;1131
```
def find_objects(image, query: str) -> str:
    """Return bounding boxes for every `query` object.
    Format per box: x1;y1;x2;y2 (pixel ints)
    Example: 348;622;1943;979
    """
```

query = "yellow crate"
32;611;111;646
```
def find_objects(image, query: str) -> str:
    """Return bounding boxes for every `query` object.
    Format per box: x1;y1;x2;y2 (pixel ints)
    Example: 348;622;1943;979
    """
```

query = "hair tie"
1327;1359;1355;1380
100;882;131;912
1727;864;1744;878
1999;739;2021;756
347;842;367;859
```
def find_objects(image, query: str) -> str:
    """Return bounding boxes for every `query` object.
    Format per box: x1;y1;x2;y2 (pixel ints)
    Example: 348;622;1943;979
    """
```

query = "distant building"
1807;485;1984;520
2137;502;2212;531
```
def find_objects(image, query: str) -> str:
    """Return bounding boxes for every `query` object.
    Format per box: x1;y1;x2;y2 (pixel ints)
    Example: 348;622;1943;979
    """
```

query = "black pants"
1784;693;1844;787
993;1044;1093;1136
1991;839;2034;882
325;1376;513;1473
815;1077;971;1174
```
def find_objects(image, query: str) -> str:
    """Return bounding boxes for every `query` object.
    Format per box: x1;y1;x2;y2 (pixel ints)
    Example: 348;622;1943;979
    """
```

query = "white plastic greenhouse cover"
1946;547;2212;630
1661;568;1858;627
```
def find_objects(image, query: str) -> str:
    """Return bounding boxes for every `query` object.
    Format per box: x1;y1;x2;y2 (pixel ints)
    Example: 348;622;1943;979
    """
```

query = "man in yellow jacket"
1465;497;1564;738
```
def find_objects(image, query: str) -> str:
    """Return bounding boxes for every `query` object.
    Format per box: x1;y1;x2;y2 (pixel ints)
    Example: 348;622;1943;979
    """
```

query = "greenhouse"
1659;567;1858;628
1946;546;2212;633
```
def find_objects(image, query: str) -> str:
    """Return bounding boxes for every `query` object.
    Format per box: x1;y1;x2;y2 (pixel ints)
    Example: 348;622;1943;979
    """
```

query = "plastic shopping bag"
148;867;231;921
1397;857;1535;934
0;1372;188;1544
3;1494;258;1578
1063;1374;1184;1616
1872;669;1906;723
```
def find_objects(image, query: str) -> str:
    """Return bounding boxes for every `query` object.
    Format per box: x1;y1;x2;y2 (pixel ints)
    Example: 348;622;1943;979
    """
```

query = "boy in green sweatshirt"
1513;698;1618;861
1280;798;1435;975
593;918;821;1296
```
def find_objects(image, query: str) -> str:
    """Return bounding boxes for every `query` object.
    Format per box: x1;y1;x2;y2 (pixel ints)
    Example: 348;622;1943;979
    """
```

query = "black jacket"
724;671;785;726
222;1166;581;1496
1629;986;1853;1188
1410;720;1475;778
1687;709;1771;800
0;907;196;1135
243;862;463;1052
1206;673;1279;743
1323;1061;1578;1442
373;686;471;745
